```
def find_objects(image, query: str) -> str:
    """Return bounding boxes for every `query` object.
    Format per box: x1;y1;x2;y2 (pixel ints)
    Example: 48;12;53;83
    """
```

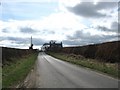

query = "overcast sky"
0;0;119;49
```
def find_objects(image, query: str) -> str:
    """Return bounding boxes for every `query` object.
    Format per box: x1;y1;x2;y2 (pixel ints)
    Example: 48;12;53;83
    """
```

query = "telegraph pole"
31;36;32;46
29;36;33;49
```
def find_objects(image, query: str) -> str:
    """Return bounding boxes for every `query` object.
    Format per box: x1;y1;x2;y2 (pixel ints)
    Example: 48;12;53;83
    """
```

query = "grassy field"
47;52;119;79
61;41;119;63
2;52;38;88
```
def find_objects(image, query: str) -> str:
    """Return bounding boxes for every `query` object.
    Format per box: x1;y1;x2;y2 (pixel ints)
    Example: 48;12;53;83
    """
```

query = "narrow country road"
20;52;118;88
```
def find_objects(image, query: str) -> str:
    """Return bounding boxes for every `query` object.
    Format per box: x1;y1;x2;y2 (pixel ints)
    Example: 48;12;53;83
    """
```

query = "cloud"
97;26;111;31
0;36;46;46
111;22;119;33
111;21;119;33
42;29;55;35
67;2;117;18
63;30;118;46
111;22;118;29
95;2;117;9
32;38;47;45
111;22;120;34
2;28;9;33
0;1;118;48
96;21;119;33
20;27;37;34
0;37;6;41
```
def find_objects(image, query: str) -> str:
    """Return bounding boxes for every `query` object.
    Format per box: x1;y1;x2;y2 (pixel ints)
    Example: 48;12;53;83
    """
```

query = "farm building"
42;40;63;52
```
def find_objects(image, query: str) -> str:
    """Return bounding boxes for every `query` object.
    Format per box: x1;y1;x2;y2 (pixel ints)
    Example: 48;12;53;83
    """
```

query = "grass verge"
47;52;119;79
0;67;2;89
2;52;38;88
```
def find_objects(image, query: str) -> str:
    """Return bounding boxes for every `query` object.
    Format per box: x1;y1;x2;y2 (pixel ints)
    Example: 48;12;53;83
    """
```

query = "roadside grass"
2;53;38;88
47;52;119;79
0;67;2;89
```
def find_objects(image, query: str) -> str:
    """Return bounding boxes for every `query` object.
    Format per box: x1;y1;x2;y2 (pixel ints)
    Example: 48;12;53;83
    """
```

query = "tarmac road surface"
20;52;119;88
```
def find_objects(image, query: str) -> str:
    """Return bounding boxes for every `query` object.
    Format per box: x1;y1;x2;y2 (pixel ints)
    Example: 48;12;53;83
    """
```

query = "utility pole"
29;36;33;49
31;36;32;46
